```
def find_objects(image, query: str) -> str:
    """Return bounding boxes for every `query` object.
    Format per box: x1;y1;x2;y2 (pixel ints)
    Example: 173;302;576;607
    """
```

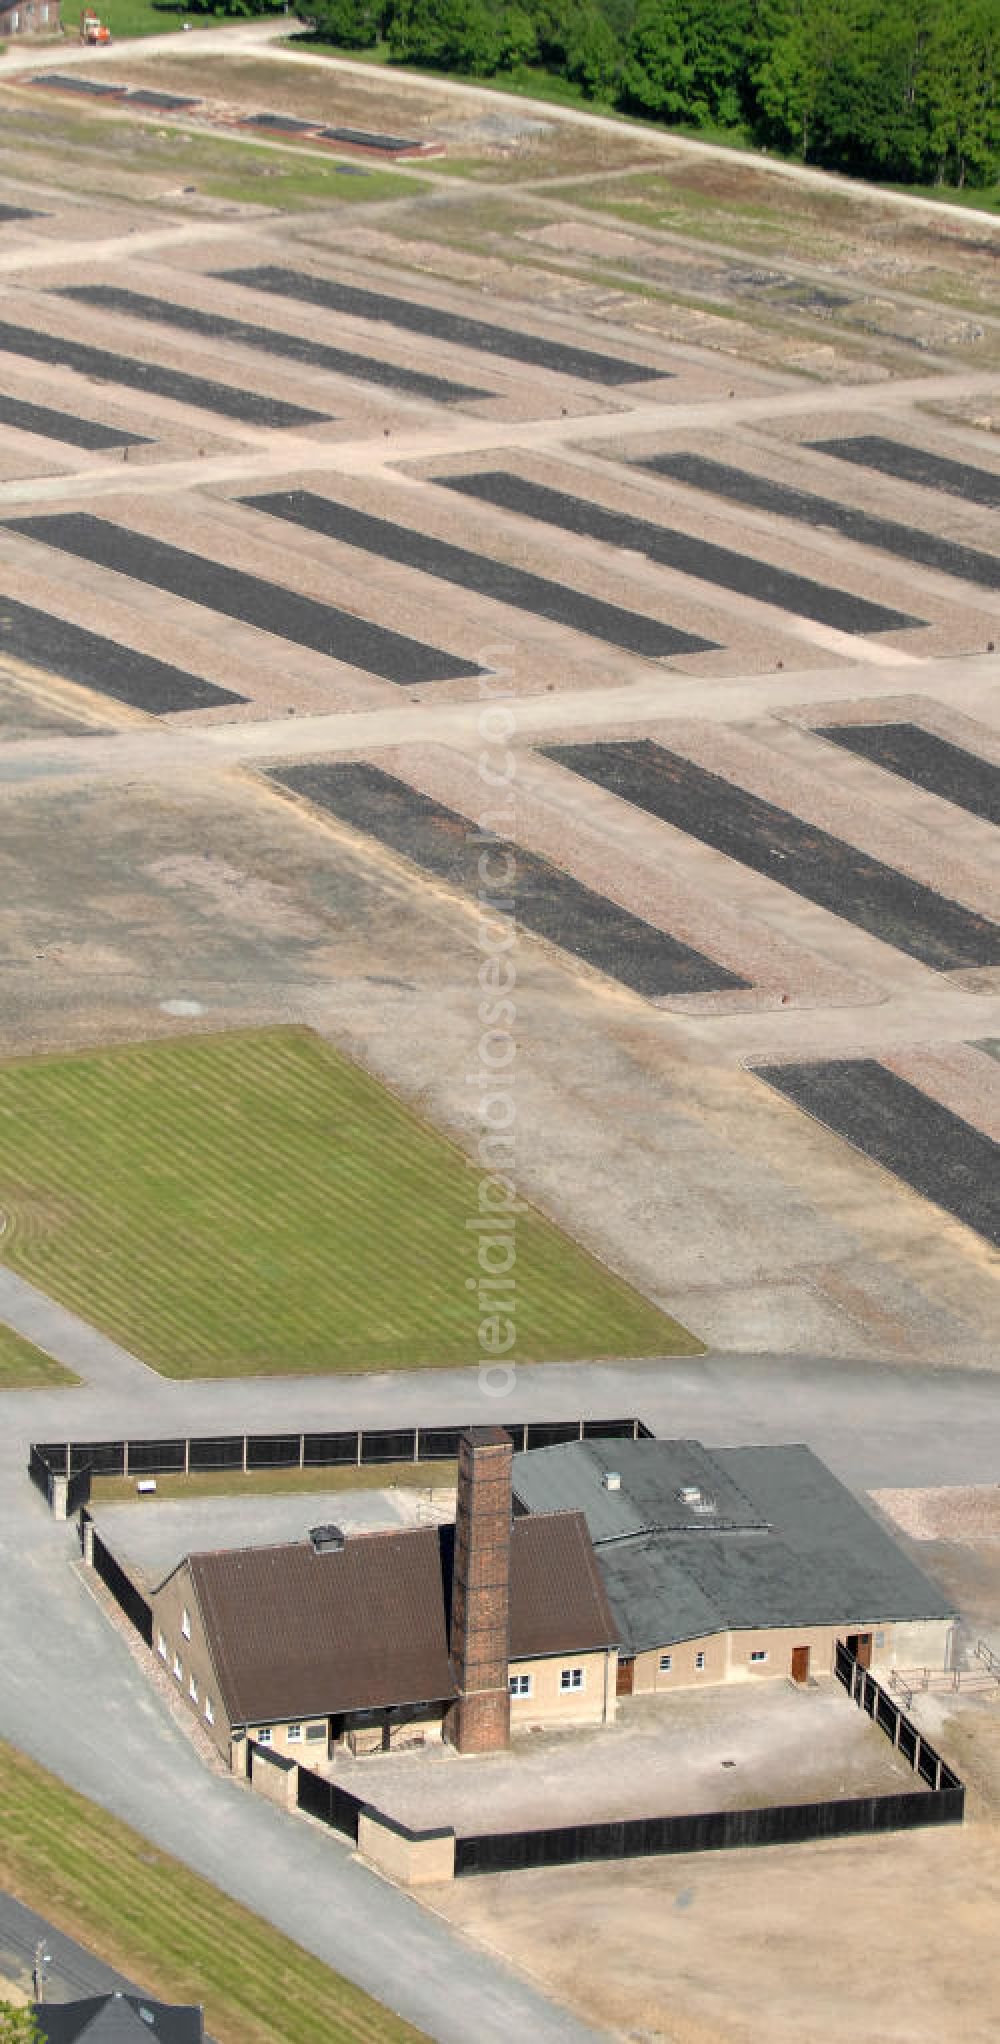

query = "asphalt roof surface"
512;1439;955;1653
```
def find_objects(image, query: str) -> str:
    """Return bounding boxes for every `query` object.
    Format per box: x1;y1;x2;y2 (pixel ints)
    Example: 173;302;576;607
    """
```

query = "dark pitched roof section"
36;1995;203;2044
190;1526;456;1725
509;1511;619;1658
512;1439;955;1655
186;1509;617;1725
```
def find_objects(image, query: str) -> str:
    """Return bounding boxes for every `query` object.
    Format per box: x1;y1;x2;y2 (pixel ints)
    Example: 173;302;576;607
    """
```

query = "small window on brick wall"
288;1723;302;1742
181;1608;191;1640
659;1653;672;1672
172;1653;182;1682
695;1651;706;1671
257;1727;272;1746
560;1667;584;1692
204;1697;214;1725
509;1674;532;1698
157;1633;167;1661
750;1650;768;1665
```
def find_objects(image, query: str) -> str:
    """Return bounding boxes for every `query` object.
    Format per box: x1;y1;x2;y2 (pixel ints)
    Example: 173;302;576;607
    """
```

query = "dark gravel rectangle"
319;126;422;150
0;392;151;451
755;1058;999;1246
0;594;246;713
217;265;664;387
543;739;1000;971
125;88;201;110
243;488;719;659
60;285;490;407
240;111;316;132
641;451;1000;594
0;317;329;429
817;723;1000;825
441;473;922;636
31;73;125;96
809;436;1000;511
7;513;483;686
268;760;749;997
0;205;41;223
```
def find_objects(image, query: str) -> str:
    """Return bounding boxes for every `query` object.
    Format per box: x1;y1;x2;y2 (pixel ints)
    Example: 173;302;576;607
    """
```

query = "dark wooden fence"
29;1415;650;1509
296;1763;366;1843
834;1641;963;1794
453;1780;962;1874
86;1517;153;1646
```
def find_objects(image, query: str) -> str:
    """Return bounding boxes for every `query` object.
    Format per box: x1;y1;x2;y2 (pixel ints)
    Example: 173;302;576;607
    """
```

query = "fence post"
242;1435;248;1474
299;1433;305;1470
893;1703;901;1748
51;1474;69;1521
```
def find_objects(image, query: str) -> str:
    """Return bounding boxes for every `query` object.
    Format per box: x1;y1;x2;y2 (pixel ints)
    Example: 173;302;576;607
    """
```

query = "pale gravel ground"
873;1486;1000;1543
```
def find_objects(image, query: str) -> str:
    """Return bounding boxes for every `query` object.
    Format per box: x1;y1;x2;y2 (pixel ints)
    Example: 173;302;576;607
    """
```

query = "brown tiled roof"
187;1508;617;1727
510;1511;619;1658
189;1527;455;1726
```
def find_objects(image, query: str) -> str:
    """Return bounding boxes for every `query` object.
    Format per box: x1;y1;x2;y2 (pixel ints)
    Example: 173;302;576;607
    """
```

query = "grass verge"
0;1025;697;1377
0;1323;77;1389
91;1459;458;1503
0;1740;427;2043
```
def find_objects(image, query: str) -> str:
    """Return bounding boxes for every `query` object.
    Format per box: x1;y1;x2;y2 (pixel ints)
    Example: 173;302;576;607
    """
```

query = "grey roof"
36;1994;203;2043
512;1439;955;1654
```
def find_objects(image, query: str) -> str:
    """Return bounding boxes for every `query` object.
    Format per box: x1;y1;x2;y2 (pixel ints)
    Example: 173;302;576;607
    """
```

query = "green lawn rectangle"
0;1027;697;1377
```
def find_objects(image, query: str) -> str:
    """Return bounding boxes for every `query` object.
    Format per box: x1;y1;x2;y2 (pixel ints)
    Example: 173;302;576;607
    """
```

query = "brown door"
616;1656;634;1697
791;1645;810;1684
846;1632;872;1669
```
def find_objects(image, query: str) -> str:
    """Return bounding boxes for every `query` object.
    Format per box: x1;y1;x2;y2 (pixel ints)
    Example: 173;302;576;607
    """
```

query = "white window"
560;1668;584;1692
305;1723;326;1741
750;1650;768;1665
257;1727;272;1746
287;1722;302;1742
509;1674;532;1698
181;1608;191;1640
189;1674;198;1702
172;1653;182;1682
157;1632;167;1661
204;1697;214;1725
695;1651;706;1671
659;1653;672;1672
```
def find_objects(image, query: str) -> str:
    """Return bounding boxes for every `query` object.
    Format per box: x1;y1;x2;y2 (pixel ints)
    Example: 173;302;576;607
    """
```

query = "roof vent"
602;1471;621;1492
309;1523;346;1554
678;1486;717;1515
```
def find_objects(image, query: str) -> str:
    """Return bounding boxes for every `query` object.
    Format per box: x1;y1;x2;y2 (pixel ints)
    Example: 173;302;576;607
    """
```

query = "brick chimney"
445;1426;513;1755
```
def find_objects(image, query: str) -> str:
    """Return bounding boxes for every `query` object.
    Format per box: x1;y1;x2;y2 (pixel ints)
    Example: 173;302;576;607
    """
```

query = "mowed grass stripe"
0;1323;78;1387
0;1742;427;2044
0;1027;695;1376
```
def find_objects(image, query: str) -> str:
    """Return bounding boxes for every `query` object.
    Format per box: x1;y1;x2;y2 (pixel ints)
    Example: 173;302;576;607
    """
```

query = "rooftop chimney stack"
445;1426;513;1755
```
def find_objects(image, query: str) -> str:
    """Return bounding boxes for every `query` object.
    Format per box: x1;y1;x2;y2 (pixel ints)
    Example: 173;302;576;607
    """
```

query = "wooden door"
791;1645;810;1683
616;1656;634;1697
847;1632;872;1669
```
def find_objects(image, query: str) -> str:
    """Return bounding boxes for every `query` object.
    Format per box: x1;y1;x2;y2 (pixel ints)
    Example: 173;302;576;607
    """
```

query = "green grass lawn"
91;1459;458;1503
0;1026;696;1377
0;1323;78;1389
0;1740;427;2044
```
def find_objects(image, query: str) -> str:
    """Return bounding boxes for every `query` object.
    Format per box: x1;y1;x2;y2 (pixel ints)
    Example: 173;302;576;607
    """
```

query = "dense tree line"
292;0;999;190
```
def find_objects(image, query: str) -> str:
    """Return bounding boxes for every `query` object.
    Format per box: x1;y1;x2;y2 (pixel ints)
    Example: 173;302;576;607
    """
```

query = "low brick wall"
357;1808;456;1886
250;1741;297;1813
